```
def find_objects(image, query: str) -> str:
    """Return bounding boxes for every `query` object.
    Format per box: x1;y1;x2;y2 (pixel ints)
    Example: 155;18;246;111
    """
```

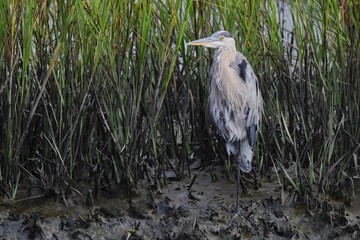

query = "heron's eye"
219;36;225;41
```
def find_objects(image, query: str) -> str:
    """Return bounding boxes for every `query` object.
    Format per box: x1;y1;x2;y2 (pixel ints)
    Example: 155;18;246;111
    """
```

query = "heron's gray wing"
216;109;230;141
247;118;257;149
231;52;261;149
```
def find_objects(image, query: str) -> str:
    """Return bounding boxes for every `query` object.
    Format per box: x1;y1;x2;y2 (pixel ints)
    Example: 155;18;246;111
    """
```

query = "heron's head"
187;30;235;49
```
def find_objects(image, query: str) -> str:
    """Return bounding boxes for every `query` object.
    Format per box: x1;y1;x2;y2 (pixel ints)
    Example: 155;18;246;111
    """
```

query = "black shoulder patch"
238;59;247;82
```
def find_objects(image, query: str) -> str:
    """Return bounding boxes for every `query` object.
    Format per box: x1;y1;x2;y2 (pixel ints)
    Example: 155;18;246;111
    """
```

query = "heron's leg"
225;154;233;180
235;161;240;212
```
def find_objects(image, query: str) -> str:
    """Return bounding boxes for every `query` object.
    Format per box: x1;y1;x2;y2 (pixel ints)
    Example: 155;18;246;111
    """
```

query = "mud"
0;166;359;239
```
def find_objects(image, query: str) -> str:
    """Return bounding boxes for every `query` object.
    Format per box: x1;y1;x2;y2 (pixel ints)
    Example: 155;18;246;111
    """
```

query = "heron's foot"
232;202;244;221
226;204;244;228
233;202;244;215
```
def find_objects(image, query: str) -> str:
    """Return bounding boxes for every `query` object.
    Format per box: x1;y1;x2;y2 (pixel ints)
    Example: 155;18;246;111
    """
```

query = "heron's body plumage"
187;30;262;211
208;39;262;173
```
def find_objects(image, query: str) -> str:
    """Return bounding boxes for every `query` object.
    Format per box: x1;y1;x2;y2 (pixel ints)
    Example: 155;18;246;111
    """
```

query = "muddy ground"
0;165;359;240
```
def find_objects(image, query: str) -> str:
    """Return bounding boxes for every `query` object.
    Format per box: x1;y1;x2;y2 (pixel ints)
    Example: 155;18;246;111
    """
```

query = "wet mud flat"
0;166;359;239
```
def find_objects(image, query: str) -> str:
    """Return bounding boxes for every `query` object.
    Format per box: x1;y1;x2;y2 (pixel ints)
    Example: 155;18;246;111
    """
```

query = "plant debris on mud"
0;166;359;239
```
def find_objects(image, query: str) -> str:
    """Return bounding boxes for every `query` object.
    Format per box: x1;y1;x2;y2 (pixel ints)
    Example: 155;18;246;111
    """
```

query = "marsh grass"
0;0;359;204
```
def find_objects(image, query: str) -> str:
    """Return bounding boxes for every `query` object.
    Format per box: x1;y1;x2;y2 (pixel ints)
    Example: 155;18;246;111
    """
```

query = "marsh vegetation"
0;0;359;238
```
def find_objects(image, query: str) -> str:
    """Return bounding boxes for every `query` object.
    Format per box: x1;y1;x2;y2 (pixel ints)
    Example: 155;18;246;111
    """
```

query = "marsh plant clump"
0;0;359;206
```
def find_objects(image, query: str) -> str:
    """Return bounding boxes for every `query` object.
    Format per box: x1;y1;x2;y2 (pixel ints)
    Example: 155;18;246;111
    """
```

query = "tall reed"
0;0;358;203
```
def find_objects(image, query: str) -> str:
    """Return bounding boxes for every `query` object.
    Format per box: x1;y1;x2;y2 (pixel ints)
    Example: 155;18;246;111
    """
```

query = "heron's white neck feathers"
215;48;247;111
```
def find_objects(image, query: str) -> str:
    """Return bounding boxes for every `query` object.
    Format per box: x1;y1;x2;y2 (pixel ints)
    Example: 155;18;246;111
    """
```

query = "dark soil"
0;166;359;239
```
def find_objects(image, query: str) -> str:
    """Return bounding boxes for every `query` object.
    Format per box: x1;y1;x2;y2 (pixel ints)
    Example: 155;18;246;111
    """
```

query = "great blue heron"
187;30;262;211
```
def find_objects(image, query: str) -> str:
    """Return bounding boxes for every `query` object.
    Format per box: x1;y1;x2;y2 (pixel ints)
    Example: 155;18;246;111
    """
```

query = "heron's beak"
187;37;219;48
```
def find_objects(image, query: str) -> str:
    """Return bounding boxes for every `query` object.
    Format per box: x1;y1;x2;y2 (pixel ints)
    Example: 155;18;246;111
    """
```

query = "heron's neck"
216;45;237;65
